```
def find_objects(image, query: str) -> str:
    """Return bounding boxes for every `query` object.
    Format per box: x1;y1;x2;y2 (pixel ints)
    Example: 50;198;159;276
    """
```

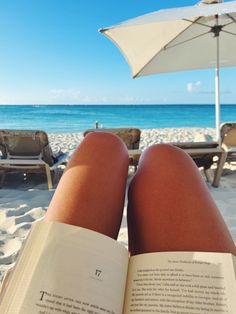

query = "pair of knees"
82;131;190;172
47;132;236;255
79;131;199;207
48;132;197;237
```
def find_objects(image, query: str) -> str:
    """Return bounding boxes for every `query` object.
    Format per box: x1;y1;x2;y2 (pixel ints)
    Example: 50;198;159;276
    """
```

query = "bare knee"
84;131;126;146
144;143;182;156
72;131;129;160
139;143;193;169
130;143;202;191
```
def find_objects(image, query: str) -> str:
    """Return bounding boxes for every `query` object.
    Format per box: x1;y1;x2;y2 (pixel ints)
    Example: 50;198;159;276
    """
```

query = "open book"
0;221;236;314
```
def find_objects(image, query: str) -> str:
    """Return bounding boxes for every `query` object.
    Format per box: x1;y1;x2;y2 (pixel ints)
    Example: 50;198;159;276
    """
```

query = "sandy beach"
1;127;236;282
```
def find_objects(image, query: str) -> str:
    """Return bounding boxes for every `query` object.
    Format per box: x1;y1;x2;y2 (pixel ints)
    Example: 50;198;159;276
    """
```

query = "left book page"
0;221;129;314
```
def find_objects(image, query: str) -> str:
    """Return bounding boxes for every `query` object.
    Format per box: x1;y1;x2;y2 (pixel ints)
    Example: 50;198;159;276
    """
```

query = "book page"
124;251;236;314
0;221;129;314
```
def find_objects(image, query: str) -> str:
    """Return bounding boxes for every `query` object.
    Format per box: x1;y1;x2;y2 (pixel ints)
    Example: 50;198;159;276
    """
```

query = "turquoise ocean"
1;104;236;133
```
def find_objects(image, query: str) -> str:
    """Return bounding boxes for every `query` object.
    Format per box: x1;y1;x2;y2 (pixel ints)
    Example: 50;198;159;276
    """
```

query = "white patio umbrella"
100;0;236;142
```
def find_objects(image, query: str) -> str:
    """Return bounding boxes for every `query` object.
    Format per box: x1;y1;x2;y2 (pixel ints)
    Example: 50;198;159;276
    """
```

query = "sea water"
1;104;236;133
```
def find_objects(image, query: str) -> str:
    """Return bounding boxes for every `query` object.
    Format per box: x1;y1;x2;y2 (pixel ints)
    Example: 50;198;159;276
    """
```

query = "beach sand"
0;127;236;282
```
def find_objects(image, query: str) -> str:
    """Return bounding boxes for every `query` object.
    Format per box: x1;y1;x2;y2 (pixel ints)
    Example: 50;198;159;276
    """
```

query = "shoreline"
0;127;235;283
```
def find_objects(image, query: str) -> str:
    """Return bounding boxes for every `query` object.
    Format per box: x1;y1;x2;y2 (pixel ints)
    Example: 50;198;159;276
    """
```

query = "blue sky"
0;0;235;105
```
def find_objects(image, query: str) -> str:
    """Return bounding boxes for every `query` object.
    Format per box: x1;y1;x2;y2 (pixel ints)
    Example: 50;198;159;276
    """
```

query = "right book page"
124;251;236;314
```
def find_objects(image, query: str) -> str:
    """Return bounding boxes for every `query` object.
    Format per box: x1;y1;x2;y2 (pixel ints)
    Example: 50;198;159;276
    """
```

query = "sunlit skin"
45;132;129;239
128;144;236;255
45;133;236;255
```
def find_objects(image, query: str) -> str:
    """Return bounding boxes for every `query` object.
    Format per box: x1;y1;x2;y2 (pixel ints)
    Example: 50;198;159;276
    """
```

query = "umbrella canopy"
100;0;236;141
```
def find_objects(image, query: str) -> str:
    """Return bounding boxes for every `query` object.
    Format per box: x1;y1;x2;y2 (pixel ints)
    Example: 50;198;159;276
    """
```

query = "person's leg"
45;132;129;240
128;144;236;255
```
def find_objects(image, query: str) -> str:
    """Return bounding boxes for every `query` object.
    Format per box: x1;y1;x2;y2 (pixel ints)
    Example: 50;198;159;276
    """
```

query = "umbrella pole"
215;64;220;143
215;19;221;144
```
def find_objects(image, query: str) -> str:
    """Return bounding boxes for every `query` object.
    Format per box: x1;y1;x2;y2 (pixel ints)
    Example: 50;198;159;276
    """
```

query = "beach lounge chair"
172;141;226;187
220;122;236;163
207;122;236;182
0;130;68;189
83;127;142;170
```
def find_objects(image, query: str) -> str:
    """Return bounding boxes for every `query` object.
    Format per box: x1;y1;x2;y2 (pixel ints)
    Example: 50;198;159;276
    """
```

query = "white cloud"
80;95;152;104
81;96;112;104
50;89;81;101
122;95;151;104
186;81;232;96
0;92;23;104
187;81;202;93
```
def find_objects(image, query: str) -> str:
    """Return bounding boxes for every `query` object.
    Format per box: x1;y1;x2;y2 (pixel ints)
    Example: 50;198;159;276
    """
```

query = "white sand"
0;127;236;282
